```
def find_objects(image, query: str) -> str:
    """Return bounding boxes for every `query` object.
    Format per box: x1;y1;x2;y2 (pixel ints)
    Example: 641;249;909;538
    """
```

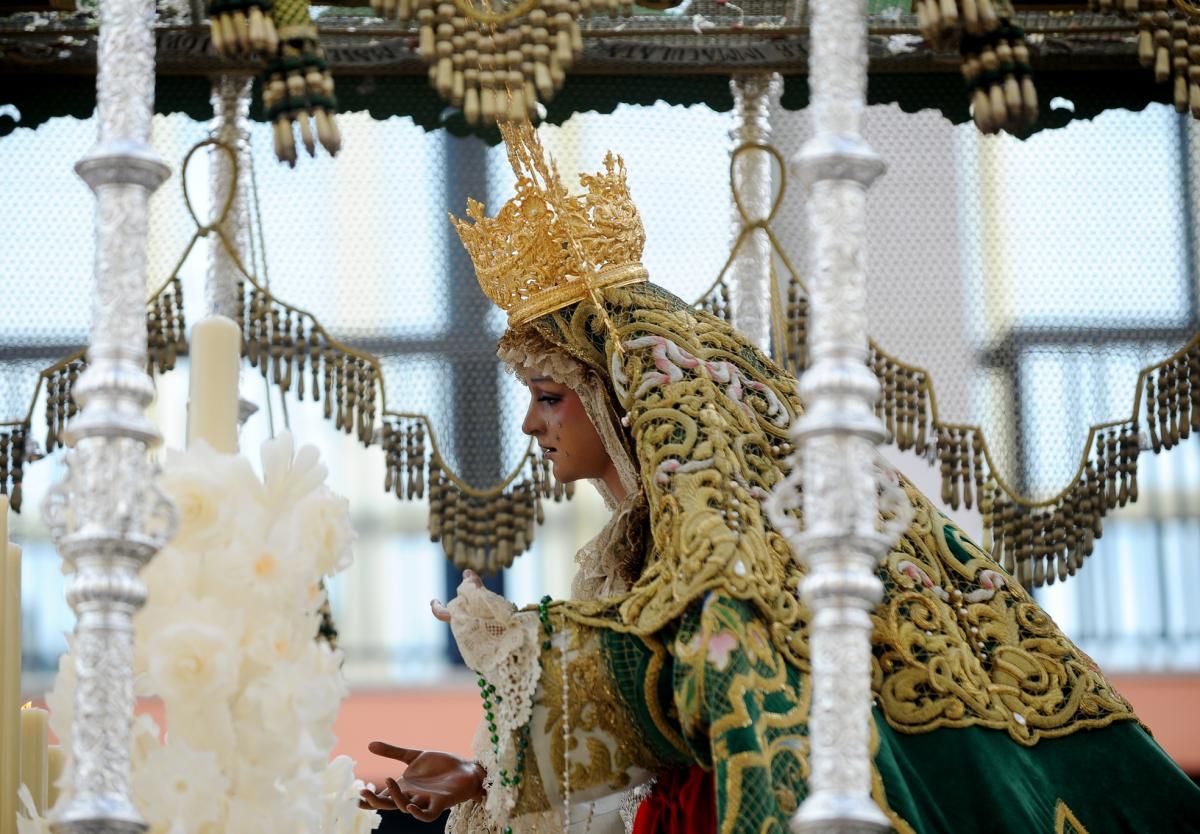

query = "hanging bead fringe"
778;281;1199;588
206;0;279;57
1093;0;1200;119
696;276;734;325
233;277;570;573
237;281;378;446
376;0;634;127
147;276;188;376
0;427;29;512
915;0;1038;134
4;276;188;516
423;446;572;573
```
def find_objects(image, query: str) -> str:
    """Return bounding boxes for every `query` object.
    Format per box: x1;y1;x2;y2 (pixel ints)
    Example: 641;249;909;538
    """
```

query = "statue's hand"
430;569;485;623
358;741;485;822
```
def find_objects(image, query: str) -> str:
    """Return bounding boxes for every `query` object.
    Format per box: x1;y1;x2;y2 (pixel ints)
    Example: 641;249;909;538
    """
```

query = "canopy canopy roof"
0;2;1169;137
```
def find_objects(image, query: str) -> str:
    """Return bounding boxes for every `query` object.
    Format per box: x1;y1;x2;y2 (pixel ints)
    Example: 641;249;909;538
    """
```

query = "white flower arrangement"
29;433;380;834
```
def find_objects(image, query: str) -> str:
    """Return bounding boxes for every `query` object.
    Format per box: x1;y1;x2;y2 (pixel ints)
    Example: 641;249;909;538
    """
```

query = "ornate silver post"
41;0;177;827
208;76;253;319
729;73;781;354
765;0;905;829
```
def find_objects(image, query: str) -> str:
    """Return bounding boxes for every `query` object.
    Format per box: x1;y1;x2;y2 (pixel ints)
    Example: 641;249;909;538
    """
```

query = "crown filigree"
452;120;648;327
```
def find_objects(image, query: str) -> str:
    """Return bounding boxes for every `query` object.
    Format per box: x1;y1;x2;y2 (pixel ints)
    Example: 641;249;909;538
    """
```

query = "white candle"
1;502;20;834
45;746;63;812
18;705;47;816
187;315;242;454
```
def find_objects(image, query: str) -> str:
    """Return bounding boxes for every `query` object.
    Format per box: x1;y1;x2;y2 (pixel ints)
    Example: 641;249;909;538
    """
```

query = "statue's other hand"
430;569;486;623
359;741;485;822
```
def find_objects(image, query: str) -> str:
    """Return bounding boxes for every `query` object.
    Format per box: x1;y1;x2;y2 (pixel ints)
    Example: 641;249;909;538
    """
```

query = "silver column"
728;73;781;354
208;76;254;319
767;0;899;828
41;0;177;828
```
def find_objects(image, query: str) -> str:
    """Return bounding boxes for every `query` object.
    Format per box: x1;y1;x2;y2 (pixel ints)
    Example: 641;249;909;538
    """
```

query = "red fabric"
632;766;717;834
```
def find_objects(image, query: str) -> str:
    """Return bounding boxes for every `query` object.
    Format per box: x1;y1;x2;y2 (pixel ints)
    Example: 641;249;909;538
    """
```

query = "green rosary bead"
477;602;552;796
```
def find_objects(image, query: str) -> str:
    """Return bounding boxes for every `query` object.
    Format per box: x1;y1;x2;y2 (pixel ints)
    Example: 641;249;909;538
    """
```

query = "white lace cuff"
448;579;543;822
445;798;501;834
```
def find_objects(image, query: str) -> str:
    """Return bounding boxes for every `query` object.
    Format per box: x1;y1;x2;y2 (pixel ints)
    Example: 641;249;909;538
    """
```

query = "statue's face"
521;376;612;486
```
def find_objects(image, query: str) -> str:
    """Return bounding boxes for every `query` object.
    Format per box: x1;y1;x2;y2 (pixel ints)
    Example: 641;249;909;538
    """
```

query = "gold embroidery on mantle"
1055;799;1090;834
871;482;1136;744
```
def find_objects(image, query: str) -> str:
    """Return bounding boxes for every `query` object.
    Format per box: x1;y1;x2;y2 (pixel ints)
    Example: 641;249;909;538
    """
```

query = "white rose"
293;642;348;730
147;621;239;706
159;444;263;552
136;596;244;695
131;739;227;834
291;490;356;577
239;615;311;671
159;467;234;552
224;768;309;834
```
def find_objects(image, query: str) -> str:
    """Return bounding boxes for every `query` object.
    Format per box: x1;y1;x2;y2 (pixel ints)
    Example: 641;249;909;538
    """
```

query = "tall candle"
18;705;46;816
187;315;242;454
1;501;20;834
45;746;63;812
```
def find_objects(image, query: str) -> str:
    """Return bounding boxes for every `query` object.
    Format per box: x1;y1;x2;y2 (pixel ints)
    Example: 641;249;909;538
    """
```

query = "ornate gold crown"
451;120;649;328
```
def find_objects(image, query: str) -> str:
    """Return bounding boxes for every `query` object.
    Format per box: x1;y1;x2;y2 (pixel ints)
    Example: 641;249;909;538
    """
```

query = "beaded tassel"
918;0;1037;134
1111;0;1200;119
262;0;341;165
378;0;631;126
206;0;279;57
421;449;570;572
1143;340;1199;453
0;428;28;512
783;275;808;375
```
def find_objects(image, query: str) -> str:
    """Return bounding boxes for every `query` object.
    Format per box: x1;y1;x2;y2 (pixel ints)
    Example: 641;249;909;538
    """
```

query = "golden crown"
451;120;648;327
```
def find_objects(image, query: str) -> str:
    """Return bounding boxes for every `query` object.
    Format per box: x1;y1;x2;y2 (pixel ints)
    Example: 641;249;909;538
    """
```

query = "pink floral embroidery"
897;560;950;601
621;335;789;426
964;569;1007;602
706;630;739;671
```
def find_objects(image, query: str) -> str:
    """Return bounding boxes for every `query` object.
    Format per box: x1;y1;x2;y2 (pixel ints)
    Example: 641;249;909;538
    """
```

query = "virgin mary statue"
359;121;1200;834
